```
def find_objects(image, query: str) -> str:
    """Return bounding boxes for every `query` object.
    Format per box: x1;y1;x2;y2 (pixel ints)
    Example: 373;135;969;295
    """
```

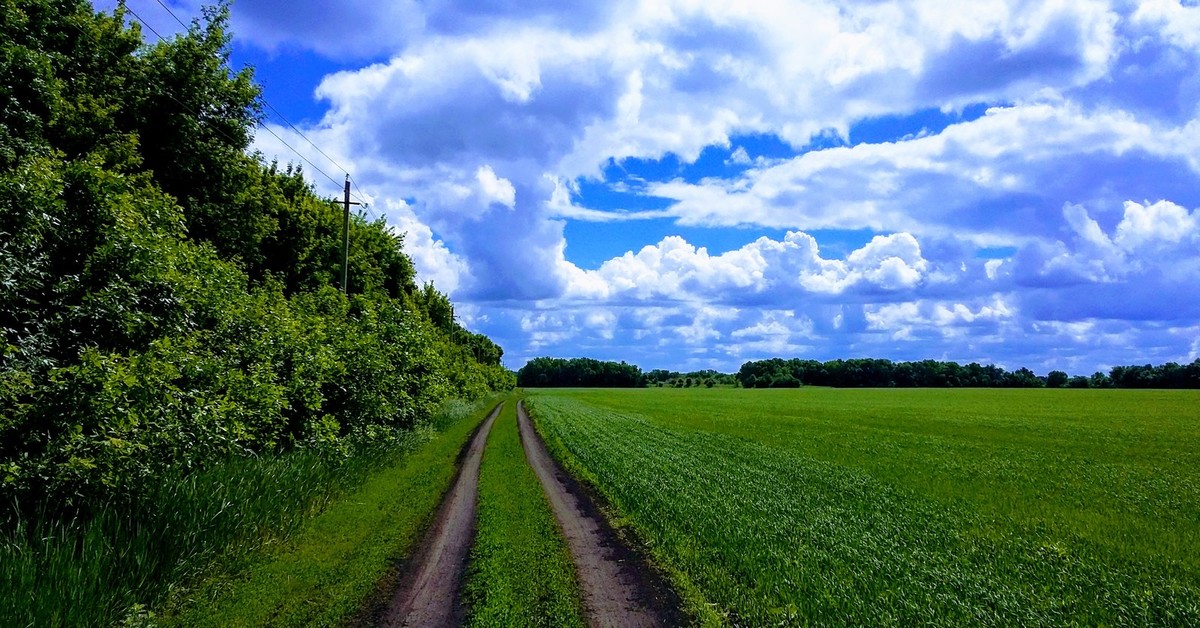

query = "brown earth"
517;401;684;628
377;403;501;627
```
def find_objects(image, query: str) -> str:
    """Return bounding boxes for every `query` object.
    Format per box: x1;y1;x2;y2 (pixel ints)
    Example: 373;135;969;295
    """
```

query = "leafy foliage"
517;356;643;387
0;0;513;515
736;357;1200;389
644;368;738;388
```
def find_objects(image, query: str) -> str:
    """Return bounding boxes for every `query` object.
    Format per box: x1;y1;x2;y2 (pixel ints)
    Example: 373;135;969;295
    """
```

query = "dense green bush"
0;0;512;515
1;396;496;628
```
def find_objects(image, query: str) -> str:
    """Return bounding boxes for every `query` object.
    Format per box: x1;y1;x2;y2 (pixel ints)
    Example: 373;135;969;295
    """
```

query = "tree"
1047;370;1069;388
515;357;643;388
770;374;801;388
0;0;515;510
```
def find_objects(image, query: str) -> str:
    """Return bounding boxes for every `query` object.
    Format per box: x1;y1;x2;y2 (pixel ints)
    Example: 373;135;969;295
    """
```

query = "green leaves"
0;0;512;514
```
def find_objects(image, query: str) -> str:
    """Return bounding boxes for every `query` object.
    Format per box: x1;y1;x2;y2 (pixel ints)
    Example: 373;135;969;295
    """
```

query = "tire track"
517;401;679;628
381;403;500;627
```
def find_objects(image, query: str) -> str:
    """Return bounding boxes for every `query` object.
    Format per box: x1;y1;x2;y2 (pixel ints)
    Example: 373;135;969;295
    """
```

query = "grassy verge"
0;418;447;628
157;397;501;626
0;397;499;627
462;397;585;627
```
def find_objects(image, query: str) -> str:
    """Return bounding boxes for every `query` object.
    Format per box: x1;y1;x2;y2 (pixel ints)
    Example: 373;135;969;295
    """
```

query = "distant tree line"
737;358;1200;389
519;356;1200;390
518;359;748;388
644;369;739;388
517;357;644;387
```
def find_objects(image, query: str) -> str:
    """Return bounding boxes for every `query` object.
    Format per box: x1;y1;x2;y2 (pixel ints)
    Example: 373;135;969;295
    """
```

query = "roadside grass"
462;397;585;628
2;449;409;628
159;397;500;626
527;388;1200;626
0;397;496;628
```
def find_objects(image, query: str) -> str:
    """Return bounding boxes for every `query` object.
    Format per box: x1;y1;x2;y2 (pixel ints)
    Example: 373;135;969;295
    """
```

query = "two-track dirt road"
381;404;500;627
380;399;678;627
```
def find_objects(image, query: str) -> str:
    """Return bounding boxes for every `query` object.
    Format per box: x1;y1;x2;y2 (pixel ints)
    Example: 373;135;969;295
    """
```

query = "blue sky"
99;0;1200;375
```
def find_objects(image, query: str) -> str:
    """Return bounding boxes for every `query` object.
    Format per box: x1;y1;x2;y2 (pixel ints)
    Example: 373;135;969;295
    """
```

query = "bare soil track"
517;401;683;628
378;403;501;627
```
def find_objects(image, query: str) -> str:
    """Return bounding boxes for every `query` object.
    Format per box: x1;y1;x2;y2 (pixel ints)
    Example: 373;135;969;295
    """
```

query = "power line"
350;176;379;220
137;1;371;208
122;5;167;44
65;2;384;292
263;100;351;178
64;8;247;152
255;122;343;190
151;0;189;30
258;102;372;208
124;2;372;207
153;0;362;200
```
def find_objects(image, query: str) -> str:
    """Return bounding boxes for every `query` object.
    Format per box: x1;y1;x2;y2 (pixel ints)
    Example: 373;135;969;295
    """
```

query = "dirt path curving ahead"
381;403;500;627
517;401;681;628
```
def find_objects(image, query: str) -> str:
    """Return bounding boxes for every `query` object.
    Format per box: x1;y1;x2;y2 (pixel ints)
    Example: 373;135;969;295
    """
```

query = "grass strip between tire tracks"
462;396;586;627
159;398;501;627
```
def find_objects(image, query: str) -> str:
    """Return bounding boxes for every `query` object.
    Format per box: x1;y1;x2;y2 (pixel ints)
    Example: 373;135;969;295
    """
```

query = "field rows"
527;389;1200;626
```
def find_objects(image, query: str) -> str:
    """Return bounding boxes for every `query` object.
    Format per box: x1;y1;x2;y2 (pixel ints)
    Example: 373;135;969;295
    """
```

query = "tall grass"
163;396;502;626
0;398;481;627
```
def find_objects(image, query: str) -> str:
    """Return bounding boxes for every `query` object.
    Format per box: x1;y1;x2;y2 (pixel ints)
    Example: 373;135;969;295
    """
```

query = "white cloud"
577;230;932;302
476;165;517;209
865;296;1015;340
674;305;740;345
1132;0;1200;53
381;201;471;293
192;0;1200;372
649;102;1190;241
1035;199;1199;284
1114;199;1198;250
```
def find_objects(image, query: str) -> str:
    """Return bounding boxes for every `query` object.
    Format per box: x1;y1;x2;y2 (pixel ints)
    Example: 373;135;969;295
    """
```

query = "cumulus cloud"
575;230;932;302
476;166;516;209
161;0;1200;372
1132;0;1200;53
865;296;1015;341
1011;199;1200;323
1024;200;1200;285
649;102;1194;242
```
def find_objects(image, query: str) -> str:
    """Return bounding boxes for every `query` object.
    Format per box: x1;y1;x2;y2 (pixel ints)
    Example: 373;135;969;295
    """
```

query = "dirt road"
517;401;679;628
381;404;500;627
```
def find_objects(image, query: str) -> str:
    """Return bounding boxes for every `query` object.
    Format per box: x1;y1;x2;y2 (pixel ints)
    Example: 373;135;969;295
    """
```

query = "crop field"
526;387;1200;626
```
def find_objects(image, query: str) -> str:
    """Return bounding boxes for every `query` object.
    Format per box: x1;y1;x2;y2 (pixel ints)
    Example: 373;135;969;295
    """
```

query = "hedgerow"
0;0;512;515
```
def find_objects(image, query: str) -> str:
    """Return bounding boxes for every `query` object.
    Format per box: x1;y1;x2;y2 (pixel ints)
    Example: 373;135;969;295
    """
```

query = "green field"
526;387;1200;626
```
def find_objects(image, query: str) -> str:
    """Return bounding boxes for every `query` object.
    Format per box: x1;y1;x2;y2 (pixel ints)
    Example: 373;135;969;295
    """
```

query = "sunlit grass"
159;397;500;626
0;397;495;627
527;387;1200;626
462;398;585;627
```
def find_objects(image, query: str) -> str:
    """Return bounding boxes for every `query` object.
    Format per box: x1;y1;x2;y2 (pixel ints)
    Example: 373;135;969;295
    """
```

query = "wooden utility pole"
340;174;361;294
